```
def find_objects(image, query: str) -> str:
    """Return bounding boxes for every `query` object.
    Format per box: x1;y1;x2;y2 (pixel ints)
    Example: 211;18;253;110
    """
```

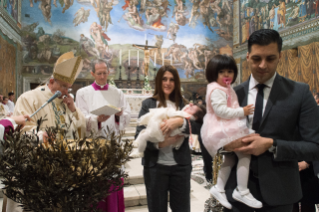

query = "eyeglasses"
54;80;69;91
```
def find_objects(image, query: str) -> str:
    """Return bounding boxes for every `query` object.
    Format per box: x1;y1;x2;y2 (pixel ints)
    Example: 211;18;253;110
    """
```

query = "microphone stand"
26;102;51;122
25;91;62;122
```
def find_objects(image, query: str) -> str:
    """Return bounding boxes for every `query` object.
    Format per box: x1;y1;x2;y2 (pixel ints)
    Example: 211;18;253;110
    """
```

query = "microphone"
26;91;62;121
47;91;62;103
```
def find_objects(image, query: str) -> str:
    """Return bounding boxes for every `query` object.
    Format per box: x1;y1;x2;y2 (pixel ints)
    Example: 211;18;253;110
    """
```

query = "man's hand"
158;131;184;148
12;115;31;127
63;94;76;112
160;117;184;135
234;134;273;156
97;114;110;122
298;161;309;171
115;108;123;117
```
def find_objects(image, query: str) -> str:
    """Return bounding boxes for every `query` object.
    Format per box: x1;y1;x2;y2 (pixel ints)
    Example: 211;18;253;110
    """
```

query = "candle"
162;52;164;66
128;50;130;66
137;50;139;67
170;55;172;65
154;52;156;67
119;49;121;64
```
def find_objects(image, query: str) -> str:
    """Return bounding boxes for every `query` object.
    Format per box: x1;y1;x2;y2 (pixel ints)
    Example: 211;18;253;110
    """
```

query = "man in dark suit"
223;29;319;211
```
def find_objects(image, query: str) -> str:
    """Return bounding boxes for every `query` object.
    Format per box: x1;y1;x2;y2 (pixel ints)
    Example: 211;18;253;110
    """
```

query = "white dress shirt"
247;73;277;129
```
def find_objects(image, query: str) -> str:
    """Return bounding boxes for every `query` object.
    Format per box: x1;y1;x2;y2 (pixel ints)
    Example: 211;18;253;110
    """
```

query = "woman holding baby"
135;65;205;212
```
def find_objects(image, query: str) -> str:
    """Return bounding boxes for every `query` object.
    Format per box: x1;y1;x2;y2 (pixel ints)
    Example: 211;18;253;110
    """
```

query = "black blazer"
226;74;319;206
135;97;202;167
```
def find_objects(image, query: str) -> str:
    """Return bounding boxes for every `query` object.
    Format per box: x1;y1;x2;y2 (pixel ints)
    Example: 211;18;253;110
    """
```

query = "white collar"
249;72;277;90
95;81;108;89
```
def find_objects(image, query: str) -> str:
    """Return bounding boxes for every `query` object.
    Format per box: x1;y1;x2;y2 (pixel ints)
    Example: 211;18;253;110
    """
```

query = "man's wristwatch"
268;139;277;154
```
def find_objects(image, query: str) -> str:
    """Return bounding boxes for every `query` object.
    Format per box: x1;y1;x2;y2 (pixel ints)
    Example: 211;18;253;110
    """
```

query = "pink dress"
201;82;253;157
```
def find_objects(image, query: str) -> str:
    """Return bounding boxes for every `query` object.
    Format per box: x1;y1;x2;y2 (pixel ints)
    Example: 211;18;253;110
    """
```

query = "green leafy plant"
0;117;133;212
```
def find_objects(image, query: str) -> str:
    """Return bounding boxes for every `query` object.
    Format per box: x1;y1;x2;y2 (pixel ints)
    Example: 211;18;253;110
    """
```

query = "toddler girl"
201;55;262;209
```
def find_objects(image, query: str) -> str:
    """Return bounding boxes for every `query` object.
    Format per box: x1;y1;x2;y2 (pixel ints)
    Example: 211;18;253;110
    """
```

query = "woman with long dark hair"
135;65;202;212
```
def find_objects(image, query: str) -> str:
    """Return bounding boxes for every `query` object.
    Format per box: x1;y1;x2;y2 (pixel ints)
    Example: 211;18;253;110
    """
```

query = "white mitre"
53;52;83;85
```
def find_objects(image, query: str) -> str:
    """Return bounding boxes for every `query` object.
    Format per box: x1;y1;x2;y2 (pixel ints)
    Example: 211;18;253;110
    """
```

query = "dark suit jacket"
135;97;202;167
226;74;319;206
312;106;319;176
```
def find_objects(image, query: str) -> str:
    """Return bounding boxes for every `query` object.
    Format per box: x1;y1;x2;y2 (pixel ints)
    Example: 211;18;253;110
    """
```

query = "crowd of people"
0;92;15;119
1;29;319;212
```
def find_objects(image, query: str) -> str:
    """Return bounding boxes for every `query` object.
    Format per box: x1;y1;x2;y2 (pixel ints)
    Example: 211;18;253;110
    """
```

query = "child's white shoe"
232;188;263;209
210;186;232;209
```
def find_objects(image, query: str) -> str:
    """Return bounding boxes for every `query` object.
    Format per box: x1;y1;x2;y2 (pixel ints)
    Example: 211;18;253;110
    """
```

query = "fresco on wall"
21;0;233;82
1;0;18;22
240;0;319;44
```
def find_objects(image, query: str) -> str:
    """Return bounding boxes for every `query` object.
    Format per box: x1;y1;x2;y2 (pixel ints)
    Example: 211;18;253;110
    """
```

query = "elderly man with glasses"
13;52;86;143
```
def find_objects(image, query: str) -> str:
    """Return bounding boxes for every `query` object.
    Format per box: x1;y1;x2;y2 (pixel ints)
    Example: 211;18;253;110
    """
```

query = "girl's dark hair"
205;54;238;84
153;65;185;109
193;104;206;124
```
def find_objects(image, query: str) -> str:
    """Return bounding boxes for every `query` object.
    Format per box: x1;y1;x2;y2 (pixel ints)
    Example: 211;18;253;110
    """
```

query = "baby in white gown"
132;103;206;157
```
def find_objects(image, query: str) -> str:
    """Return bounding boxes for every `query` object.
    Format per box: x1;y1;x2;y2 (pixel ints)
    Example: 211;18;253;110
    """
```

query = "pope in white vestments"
75;59;131;212
5;52;86;212
13;52;86;140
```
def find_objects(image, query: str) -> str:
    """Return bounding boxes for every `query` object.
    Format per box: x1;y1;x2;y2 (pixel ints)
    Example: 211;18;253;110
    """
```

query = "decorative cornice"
233;19;319;57
0;7;21;43
279;18;319;37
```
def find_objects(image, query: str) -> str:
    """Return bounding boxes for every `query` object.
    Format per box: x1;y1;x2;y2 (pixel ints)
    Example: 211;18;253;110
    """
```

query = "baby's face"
184;103;199;116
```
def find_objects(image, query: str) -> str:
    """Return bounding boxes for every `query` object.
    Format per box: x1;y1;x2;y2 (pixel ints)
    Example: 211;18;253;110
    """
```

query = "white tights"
216;152;251;192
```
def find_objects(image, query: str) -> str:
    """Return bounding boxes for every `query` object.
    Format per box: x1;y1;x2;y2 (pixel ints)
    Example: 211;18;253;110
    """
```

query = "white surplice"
75;84;131;137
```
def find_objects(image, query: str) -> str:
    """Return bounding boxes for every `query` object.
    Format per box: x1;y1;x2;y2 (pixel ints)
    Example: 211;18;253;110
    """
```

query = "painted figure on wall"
269;4;275;29
90;22;111;52
287;5;300;24
276;0;286;28
314;0;319;17
2;0;18;22
167;22;179;43
73;7;90;26
299;0;307;22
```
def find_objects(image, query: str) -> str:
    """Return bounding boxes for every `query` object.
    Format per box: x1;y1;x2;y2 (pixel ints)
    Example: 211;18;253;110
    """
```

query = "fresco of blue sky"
21;0;233;81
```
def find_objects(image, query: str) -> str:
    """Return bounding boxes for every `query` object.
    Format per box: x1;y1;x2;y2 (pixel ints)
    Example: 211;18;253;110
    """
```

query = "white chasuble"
13;85;86;139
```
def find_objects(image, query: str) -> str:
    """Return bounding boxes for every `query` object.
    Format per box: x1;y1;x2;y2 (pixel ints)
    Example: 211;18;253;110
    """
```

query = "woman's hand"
298;161;309;171
160;117;184;135
158;132;184;148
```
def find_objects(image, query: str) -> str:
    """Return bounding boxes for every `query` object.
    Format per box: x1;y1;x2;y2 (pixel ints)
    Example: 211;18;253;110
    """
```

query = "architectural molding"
23;76;48;93
233;19;319;58
0;7;21;44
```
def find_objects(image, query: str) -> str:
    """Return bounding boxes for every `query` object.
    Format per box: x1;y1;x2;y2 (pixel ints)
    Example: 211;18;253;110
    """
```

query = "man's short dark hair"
8;92;14;96
315;93;319;99
91;59;108;73
248;29;282;53
205;54;238;84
